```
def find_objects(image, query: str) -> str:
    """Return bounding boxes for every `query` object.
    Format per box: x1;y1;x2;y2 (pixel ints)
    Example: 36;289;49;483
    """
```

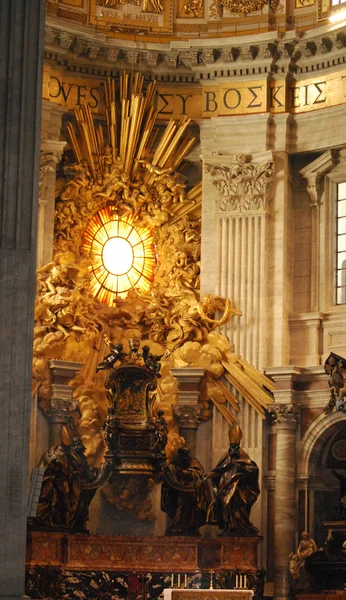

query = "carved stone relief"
205;154;274;213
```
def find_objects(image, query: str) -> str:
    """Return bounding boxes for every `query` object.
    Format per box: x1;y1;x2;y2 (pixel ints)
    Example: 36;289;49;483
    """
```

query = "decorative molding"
26;530;261;571
299;149;339;206
59;31;75;49
208;0;279;19
179;50;198;68
43;19;346;79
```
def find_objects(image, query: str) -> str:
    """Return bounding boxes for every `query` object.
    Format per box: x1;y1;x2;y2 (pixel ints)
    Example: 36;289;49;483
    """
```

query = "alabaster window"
332;0;346;4
336;182;346;304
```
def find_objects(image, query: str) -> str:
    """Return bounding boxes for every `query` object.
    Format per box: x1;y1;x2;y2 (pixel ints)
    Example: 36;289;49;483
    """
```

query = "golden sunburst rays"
83;207;156;305
67;72;196;182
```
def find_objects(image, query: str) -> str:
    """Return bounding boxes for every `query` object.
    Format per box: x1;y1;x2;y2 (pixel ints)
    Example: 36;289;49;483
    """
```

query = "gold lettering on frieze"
42;66;346;119
202;81;267;117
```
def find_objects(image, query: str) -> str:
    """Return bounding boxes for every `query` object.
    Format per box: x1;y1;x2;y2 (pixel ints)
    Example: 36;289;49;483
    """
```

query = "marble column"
0;2;45;599
37;140;66;268
270;402;298;600
171;368;206;456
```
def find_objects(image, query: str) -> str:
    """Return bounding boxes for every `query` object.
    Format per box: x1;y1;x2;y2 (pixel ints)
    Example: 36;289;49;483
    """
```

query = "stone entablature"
43;19;346;121
44;16;346;79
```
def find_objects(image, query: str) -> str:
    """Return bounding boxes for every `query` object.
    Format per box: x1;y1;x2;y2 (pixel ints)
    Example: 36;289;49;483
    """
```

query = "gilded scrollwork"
209;0;280;19
183;0;203;17
205;154;274;212
34;73;275;520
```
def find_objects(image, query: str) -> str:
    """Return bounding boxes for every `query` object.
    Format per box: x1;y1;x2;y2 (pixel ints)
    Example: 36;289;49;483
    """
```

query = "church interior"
4;1;346;600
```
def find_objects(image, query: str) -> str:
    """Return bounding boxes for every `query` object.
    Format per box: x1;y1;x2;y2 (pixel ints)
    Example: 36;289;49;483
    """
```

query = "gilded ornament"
34;72;275;523
142;0;164;12
324;352;346;414
209;0;279;18
289;532;317;580
295;0;314;6
183;0;204;18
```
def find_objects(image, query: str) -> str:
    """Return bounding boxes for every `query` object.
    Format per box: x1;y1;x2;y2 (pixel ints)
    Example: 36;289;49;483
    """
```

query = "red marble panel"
220;538;261;570
67;535;199;571
26;532;262;572
26;532;64;566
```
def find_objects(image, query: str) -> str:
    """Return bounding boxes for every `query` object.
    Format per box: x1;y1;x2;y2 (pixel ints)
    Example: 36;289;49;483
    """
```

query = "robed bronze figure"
161;446;212;536
34;438;105;533
207;425;260;536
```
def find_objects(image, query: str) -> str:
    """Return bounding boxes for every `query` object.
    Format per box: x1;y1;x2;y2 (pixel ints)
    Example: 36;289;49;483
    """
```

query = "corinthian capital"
205;152;274;213
173;404;210;429
269;403;299;427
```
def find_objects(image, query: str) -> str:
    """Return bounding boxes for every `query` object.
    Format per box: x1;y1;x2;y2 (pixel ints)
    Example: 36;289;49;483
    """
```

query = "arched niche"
297;411;346;547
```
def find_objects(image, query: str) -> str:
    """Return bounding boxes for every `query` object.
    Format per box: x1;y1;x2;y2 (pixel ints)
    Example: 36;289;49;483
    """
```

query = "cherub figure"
289;532;317;580
136;159;172;179
166;175;187;203
96;343;125;372
102;145;113;173
142;345;163;376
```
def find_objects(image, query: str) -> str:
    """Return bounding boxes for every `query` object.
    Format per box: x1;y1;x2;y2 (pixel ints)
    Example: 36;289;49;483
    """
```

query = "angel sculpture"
96;342;125;372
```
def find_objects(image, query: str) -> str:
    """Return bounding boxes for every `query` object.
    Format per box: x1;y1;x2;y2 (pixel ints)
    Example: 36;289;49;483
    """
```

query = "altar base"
25;532;264;600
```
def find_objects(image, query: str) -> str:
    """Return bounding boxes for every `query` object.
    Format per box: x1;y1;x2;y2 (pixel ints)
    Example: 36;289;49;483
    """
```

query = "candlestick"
235;575;239;588
209;570;214;590
177;574;181;588
244;575;247;588
171;574;174;588
184;575;187;588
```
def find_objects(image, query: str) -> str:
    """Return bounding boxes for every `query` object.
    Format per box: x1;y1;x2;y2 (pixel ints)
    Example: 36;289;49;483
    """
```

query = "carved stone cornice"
44;19;346;79
179;50;198;69
59;31;75;50
45;25;58;45
106;47;120;62
205;153;274;213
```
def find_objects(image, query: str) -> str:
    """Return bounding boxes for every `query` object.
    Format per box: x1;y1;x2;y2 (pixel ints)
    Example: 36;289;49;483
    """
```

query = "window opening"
336;182;346;304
